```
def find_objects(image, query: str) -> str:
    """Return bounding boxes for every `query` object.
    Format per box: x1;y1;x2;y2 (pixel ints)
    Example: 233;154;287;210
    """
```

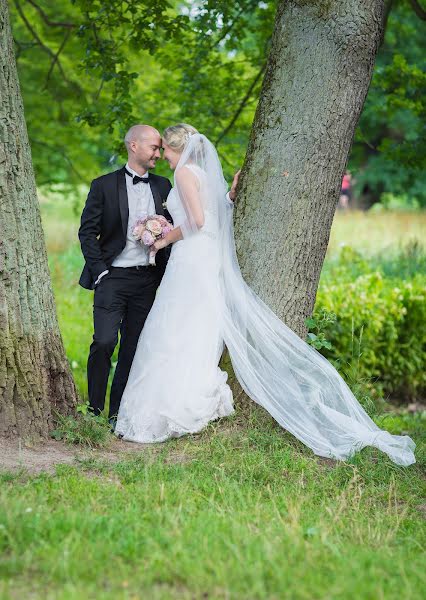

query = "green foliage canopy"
10;0;426;203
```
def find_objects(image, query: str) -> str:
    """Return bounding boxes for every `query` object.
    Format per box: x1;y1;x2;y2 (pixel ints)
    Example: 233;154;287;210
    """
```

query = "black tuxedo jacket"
78;166;173;290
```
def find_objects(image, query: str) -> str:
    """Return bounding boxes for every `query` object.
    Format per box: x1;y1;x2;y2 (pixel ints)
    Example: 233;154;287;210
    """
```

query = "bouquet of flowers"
132;215;173;266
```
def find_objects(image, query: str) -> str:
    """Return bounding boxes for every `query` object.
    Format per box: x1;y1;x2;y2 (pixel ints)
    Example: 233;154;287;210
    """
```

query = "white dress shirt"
112;163;156;268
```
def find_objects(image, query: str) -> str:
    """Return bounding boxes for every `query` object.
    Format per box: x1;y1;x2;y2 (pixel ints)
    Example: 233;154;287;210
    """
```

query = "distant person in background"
339;171;352;209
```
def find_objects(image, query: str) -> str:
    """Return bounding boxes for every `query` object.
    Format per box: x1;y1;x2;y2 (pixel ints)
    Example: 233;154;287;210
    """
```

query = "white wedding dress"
115;165;234;442
116;134;415;466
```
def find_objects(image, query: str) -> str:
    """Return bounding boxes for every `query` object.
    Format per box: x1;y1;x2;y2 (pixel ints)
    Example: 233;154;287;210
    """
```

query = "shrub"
313;245;426;403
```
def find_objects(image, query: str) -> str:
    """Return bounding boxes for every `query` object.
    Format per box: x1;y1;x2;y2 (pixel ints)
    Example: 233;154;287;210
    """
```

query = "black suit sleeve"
164;178;173;223
78;178;108;280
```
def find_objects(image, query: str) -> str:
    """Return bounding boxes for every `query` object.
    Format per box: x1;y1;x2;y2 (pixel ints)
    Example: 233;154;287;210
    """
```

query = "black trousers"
87;266;162;418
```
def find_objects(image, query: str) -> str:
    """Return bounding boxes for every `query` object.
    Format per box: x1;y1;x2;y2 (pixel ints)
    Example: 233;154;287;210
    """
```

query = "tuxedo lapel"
149;178;164;216
117;167;129;236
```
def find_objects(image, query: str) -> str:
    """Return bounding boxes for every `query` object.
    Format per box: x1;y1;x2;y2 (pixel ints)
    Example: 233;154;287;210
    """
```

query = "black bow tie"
125;168;150;185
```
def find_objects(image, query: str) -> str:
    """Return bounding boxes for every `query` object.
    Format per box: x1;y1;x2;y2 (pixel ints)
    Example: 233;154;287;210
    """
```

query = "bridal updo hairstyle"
162;123;199;153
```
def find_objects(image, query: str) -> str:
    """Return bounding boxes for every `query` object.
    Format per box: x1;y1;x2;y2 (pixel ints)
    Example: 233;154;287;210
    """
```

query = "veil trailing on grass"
174;134;416;466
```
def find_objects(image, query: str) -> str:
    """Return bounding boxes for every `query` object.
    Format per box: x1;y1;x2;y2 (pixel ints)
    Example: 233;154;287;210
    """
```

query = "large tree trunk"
234;0;385;337
0;0;77;439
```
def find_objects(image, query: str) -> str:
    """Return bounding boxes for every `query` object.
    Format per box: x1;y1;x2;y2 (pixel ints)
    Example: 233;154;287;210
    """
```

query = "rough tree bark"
234;0;386;337
0;0;77;439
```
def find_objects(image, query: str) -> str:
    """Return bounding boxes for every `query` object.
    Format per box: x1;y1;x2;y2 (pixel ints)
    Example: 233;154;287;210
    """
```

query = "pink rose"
146;219;162;236
142;230;155;246
133;224;146;239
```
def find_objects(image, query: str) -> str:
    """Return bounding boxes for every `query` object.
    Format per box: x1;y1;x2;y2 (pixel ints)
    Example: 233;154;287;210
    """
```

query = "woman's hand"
229;169;241;202
153;237;169;251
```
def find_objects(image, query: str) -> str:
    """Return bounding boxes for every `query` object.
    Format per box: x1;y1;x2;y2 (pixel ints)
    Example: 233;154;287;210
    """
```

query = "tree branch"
32;138;84;182
13;36;37;55
25;0;76;28
207;7;246;51
44;30;72;89
14;0;70;83
380;0;394;45
215;64;266;147
409;0;426;20
207;1;260;52
357;127;378;152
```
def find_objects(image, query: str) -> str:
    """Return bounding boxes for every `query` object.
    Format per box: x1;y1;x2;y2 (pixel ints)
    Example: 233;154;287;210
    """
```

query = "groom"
78;125;172;421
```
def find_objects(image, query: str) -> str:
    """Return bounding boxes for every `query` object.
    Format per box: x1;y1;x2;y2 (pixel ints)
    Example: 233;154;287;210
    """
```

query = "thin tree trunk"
0;0;77;439
234;0;385;338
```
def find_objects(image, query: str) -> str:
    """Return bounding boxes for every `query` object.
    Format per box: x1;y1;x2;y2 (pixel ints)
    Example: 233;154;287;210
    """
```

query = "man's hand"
229;169;241;202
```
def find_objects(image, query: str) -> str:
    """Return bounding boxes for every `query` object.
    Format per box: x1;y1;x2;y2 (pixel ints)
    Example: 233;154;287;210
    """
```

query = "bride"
115;124;415;466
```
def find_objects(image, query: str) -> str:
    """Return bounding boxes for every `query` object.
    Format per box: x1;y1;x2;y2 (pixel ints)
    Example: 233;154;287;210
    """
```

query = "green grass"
326;210;426;257
1;195;421;599
48;245;93;396
0;410;425;599
51;408;113;448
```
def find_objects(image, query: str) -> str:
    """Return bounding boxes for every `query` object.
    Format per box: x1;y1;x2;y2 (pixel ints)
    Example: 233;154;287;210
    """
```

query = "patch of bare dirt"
417;503;426;520
0;437;152;475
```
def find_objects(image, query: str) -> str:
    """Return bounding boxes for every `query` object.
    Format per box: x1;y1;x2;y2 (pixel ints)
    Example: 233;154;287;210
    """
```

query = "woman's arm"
153;225;183;250
153;167;203;250
176;166;204;230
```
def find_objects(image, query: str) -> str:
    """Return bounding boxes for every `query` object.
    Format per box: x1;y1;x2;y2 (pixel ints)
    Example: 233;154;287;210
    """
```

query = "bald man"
79;125;172;421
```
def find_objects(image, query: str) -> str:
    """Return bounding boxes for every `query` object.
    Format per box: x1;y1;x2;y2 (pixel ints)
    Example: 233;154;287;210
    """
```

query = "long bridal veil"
174;133;415;466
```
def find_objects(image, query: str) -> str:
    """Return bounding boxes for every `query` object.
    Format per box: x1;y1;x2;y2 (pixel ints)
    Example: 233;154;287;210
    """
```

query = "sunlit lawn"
327;209;425;255
1;411;425;599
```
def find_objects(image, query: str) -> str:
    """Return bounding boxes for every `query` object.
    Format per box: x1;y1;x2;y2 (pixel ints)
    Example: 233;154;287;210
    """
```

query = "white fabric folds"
181;134;415;466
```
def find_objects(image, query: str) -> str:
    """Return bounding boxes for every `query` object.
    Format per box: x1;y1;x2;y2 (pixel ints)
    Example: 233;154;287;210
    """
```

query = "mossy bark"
234;0;385;338
0;0;77;439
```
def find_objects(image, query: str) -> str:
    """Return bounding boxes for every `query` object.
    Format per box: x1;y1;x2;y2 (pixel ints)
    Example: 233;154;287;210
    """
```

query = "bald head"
124;124;160;150
124;124;162;172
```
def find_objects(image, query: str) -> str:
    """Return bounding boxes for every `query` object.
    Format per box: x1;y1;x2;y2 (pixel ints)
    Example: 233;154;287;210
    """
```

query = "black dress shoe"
109;417;124;439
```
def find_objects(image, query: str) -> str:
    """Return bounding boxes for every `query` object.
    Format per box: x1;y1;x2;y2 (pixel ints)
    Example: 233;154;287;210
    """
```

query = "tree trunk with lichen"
0;0;77;440
234;0;385;338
